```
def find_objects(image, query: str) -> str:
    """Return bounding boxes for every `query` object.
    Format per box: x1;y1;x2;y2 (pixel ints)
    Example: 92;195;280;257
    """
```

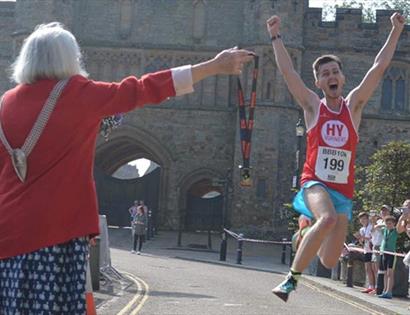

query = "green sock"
290;268;302;281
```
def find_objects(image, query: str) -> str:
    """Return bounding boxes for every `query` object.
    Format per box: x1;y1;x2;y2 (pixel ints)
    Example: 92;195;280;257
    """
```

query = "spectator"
355;212;375;293
128;200;139;221
396;200;410;309
132;206;147;255
369;210;383;294
396;200;410;235
376;215;398;299
379;205;391;224
139;200;148;214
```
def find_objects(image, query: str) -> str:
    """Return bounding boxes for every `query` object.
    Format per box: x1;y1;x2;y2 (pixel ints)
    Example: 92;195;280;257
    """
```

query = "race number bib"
315;146;351;184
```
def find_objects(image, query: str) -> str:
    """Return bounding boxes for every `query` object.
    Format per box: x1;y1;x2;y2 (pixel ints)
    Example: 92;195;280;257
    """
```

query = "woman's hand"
212;47;255;75
192;47;255;83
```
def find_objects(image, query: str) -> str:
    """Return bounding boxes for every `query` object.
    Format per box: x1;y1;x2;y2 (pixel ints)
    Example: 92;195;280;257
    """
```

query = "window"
381;78;392;110
193;0;206;40
395;78;405;111
381;67;408;113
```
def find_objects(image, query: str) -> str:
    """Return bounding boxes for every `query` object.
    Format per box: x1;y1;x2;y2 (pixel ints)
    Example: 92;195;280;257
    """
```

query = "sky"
129;158;150;176
309;0;346;7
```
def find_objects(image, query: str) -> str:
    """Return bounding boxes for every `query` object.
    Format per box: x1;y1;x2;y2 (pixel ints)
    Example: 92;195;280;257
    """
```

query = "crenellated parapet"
304;8;410;52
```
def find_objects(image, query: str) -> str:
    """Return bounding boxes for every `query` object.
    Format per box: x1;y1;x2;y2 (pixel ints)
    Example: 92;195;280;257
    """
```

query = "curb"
173;255;400;315
301;277;397;315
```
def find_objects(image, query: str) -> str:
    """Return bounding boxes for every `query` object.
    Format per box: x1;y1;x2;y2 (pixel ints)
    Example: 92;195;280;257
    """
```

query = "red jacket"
0;69;190;259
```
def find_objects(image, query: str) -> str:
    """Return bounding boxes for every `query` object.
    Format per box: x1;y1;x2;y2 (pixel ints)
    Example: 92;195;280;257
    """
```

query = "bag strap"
0;79;69;156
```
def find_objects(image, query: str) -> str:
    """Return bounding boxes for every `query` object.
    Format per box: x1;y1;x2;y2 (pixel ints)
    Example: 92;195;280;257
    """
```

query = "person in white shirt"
355;212;375;293
369;210;383;294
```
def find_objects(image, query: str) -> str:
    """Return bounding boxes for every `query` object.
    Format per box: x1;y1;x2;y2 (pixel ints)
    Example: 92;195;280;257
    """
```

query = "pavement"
95;228;410;315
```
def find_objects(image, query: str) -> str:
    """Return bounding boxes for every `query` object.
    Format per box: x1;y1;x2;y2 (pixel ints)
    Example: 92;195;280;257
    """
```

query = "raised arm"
266;16;320;114
397;211;409;234
82;47;254;118
347;13;406;121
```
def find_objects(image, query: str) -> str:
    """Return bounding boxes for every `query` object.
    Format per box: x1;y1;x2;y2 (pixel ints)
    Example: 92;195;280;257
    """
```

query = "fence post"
207;230;212;249
146;211;151;241
281;238;287;265
149;210;154;238
346;256;353;287
219;231;227;261
288;245;294;267
331;261;340;280
236;233;244;265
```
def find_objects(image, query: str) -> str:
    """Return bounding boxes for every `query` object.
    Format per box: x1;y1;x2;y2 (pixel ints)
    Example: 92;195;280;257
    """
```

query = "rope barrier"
223;228;292;245
344;243;406;258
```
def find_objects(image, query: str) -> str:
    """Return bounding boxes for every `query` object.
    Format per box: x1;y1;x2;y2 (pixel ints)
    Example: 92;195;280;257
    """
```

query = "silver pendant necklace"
0;79;69;182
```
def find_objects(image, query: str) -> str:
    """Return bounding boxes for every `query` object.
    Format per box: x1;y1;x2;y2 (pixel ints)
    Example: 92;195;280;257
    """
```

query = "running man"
266;13;405;302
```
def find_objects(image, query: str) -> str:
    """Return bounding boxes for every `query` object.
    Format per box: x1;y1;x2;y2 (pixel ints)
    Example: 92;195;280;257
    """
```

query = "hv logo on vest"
316;120;351;184
321;120;348;148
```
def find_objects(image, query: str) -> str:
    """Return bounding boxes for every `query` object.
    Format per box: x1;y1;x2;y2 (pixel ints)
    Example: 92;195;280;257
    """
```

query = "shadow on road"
148;290;216;299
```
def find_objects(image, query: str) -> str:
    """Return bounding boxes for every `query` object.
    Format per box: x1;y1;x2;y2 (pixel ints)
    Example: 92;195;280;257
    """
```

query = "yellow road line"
116;271;150;315
301;281;386;315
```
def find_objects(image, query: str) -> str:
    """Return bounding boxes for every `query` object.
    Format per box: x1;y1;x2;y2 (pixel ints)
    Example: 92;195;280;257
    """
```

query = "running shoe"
272;274;297;302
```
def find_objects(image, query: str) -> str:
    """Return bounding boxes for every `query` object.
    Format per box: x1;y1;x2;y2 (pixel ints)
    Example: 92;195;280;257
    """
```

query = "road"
108;246;381;315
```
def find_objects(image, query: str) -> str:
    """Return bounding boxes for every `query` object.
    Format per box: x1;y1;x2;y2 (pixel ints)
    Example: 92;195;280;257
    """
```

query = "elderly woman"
0;22;253;314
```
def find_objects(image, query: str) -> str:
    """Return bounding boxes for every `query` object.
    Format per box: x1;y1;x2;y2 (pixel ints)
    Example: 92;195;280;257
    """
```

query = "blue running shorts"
292;180;353;221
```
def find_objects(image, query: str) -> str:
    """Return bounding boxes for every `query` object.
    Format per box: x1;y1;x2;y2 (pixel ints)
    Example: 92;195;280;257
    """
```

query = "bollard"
288;245;294;267
236;233;244;265
219;231;227;261
331;261;340;280
208;230;212;249
149;210;154;238
346;257;353;287
281;238;287;265
146;212;150;241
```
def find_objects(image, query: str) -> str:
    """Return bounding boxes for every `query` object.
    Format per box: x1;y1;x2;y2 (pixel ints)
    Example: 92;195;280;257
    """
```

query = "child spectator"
376;215;398;299
355;212;375;293
369;210;383;294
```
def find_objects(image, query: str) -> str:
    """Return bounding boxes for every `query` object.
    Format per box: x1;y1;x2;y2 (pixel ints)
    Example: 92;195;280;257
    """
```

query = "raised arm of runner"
346;12;405;129
266;15;320;116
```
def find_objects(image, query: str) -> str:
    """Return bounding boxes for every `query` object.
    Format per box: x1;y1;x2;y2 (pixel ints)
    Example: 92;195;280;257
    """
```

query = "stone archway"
94;124;174;226
177;168;224;231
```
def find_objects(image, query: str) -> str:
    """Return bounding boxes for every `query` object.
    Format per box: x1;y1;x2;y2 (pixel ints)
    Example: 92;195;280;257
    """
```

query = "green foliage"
355;141;410;252
322;0;410;23
284;202;299;234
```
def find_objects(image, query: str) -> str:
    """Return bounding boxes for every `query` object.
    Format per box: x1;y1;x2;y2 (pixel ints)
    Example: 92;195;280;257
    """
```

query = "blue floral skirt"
0;238;88;315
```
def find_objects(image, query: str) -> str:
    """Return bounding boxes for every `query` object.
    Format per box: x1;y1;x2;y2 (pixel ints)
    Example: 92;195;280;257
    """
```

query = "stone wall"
0;0;409;233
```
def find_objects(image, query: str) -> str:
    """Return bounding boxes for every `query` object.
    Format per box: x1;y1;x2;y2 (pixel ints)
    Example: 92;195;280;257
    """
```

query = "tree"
321;0;410;22
355;141;410;251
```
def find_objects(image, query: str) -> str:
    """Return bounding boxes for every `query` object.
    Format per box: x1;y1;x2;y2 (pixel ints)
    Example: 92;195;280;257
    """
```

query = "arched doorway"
94;125;173;227
185;179;223;231
178;168;225;232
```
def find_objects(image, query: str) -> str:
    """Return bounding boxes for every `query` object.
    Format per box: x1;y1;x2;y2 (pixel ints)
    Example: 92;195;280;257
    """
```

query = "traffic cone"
85;259;97;315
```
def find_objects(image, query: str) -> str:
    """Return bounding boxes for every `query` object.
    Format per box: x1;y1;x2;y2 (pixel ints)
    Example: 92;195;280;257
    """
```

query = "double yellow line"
116;272;150;315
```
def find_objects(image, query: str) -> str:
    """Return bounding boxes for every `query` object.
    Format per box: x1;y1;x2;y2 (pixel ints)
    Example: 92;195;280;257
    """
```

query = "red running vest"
300;99;358;199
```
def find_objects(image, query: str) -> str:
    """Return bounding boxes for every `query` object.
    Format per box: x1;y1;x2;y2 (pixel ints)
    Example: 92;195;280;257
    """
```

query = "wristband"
270;34;281;42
